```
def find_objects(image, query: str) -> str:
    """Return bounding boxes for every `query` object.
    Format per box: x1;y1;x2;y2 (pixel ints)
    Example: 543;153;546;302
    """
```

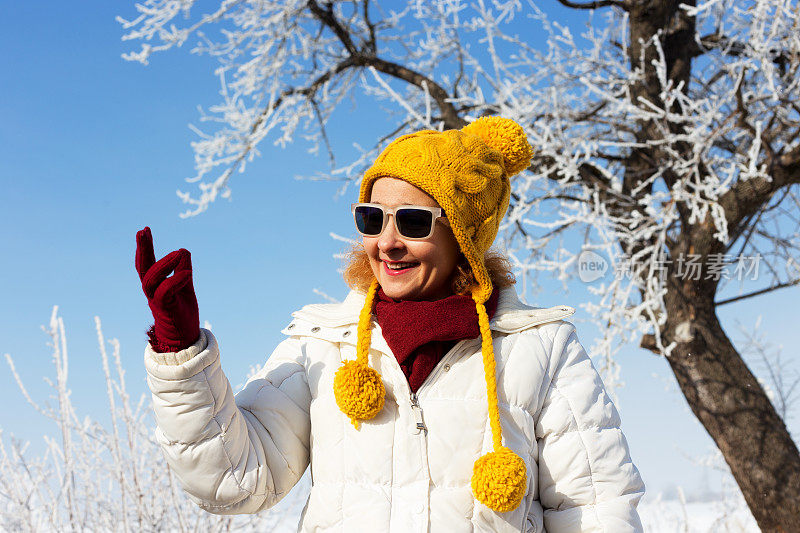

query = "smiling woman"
135;116;645;532
360;178;461;301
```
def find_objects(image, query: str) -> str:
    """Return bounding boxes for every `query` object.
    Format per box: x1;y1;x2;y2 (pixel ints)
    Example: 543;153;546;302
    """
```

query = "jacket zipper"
408;341;470;436
367;340;432;436
407;339;475;436
410;392;426;435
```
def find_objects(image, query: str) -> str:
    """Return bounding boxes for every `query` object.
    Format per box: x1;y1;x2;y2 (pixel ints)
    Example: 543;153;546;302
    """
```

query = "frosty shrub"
0;307;308;532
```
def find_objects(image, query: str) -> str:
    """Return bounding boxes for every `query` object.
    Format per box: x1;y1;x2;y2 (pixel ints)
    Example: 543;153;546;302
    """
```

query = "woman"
136;117;645;532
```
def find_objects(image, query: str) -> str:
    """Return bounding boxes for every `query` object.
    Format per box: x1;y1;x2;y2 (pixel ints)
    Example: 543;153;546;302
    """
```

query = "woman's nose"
377;215;404;253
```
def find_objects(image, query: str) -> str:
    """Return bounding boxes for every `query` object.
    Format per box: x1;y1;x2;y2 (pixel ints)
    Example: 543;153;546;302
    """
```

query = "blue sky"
1;1;798;505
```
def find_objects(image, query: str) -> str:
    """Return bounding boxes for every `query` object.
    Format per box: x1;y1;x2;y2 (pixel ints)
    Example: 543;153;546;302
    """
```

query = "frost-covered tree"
119;0;800;529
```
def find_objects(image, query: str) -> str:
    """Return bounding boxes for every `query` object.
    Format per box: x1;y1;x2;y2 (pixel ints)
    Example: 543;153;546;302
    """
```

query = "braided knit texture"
473;292;503;451
333;280;384;428
359;116;532;304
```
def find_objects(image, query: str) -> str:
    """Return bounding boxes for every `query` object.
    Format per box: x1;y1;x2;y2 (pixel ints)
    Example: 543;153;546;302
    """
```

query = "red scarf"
374;288;499;392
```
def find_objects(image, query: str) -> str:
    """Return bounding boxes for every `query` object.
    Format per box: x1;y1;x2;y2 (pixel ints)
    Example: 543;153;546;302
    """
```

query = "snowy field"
639;499;758;532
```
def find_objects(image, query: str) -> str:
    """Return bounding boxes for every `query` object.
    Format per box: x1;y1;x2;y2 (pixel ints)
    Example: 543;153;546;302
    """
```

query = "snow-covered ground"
639;498;758;532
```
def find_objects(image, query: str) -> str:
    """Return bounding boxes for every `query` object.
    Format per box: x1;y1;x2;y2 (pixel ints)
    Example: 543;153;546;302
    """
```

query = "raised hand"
136;226;200;353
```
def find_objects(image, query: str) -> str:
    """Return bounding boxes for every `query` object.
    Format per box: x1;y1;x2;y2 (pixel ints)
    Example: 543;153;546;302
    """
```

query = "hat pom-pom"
462;117;532;177
471;447;527;513
334;360;385;428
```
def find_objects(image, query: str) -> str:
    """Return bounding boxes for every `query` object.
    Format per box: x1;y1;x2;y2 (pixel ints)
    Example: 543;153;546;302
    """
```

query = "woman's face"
364;178;461;301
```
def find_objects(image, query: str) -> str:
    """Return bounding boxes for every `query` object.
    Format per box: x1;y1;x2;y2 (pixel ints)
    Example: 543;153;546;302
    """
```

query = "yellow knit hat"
333;116;533;513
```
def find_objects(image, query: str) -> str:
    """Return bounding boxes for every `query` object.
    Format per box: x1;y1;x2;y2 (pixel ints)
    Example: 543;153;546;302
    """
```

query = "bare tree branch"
716;278;800;306
307;0;359;55
556;0;628;10
307;0;464;128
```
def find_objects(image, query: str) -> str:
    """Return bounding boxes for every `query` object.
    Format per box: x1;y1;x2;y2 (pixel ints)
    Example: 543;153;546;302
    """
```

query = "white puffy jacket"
144;287;644;532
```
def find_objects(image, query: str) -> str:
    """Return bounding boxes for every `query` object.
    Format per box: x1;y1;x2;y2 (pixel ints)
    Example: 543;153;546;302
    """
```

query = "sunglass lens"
354;205;384;235
396;208;434;238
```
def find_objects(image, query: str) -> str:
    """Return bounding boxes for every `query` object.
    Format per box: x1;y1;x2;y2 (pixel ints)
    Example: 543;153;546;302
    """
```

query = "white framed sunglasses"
351;203;447;240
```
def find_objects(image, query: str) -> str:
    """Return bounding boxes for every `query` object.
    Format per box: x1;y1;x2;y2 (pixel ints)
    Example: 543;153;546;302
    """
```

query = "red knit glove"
135;226;200;353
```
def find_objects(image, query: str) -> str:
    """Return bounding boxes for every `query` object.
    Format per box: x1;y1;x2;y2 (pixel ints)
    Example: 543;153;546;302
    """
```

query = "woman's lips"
382;261;419;277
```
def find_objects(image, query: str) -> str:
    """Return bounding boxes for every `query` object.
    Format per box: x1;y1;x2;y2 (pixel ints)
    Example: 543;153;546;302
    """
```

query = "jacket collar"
290;286;574;333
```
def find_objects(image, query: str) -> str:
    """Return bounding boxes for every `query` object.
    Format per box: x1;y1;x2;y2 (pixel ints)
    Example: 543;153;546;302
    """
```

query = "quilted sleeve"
534;323;645;532
144;328;312;515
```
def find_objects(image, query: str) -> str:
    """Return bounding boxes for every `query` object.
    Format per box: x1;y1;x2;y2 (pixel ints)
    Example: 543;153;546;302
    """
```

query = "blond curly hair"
342;244;516;296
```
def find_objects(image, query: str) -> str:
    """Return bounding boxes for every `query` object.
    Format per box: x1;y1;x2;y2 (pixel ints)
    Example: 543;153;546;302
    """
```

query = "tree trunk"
662;279;800;531
620;1;800;526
